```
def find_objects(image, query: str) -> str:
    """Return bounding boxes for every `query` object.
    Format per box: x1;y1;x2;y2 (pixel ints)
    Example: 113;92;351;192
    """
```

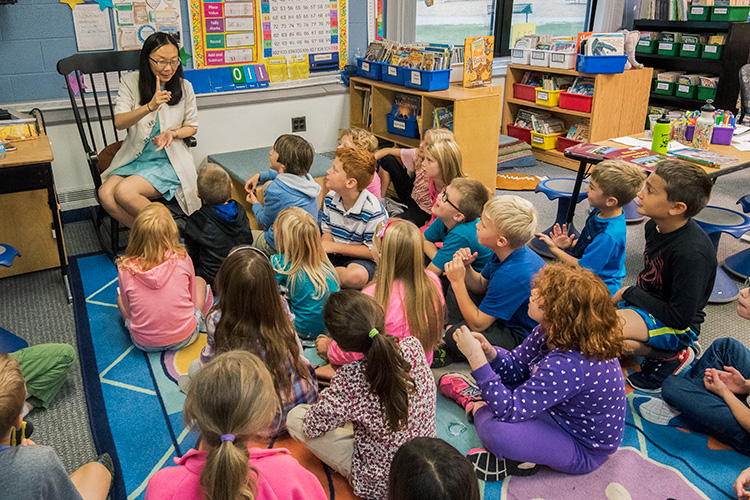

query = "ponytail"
184;351;278;500
323;291;416;433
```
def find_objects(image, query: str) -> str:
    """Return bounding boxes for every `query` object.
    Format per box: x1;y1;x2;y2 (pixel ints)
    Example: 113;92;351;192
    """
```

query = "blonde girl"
375;128;455;226
338;127;381;198
146;351;327;500
199;246;318;435
272;207;340;341
288;291;437;500
441;263;626;481
423;138;463;219
116;202;209;351
317;219;444;365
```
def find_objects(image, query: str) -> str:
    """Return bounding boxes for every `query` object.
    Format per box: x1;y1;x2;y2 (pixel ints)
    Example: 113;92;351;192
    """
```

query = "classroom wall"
0;0;368;104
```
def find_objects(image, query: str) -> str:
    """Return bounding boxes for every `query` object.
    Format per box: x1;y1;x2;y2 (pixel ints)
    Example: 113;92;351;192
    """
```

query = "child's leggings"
474;405;611;475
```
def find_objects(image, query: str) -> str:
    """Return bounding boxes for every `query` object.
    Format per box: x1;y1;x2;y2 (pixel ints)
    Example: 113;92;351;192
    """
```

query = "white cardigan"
103;71;201;215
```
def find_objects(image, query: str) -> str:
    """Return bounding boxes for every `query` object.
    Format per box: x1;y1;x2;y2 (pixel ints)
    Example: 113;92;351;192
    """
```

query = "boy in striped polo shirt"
321;147;387;290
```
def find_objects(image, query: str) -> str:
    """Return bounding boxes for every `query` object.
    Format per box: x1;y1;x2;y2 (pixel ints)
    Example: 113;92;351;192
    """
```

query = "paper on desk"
733;142;750;152
610;136;684;151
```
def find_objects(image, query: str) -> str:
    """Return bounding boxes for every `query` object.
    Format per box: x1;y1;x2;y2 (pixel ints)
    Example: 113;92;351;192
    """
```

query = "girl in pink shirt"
317;219;444;366
145;351;327;500
116;202;210;351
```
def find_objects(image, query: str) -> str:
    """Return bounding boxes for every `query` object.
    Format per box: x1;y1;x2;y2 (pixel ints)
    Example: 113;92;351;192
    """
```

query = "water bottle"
651;111;671;154
693;99;715;151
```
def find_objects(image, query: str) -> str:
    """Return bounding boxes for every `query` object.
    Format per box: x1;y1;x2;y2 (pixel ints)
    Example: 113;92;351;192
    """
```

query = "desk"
561;134;750;225
0;136;70;302
207;147;333;229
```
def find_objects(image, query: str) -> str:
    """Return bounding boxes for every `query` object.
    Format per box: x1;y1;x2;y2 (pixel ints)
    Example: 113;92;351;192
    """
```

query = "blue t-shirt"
479;246;545;336
424;218;492;273
271;254;339;339
572;209;627;295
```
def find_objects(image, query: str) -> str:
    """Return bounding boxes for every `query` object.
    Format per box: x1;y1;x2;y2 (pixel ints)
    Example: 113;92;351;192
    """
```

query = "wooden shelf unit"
502;64;653;171
349;76;503;189
632;20;750;111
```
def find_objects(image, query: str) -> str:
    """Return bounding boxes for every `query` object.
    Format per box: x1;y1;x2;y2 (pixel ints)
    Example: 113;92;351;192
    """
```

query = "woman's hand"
149;76;171;112
152;130;175;151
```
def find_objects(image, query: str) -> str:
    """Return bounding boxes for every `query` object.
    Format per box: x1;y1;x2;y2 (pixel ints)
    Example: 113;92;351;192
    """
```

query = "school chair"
694;205;750;303
0;244;20;268
56;52;196;259
723;195;750;280
529;178;589;258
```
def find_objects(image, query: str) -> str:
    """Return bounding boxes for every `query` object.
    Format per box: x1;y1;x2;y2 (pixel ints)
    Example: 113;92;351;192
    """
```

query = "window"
413;0;592;57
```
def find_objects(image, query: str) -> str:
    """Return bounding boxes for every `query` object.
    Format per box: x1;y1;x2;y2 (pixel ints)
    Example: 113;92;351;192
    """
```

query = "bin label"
532;51;544;60
511;49;523;57
361;61;370;72
715;7;727;14
532;136;543;144
551;53;564;63
388;66;397;76
411;71;421;85
705;45;718;53
537;91;549;100
678;84;689;93
659;42;673;50
683;44;696;51
394;120;405;130
657;82;669;90
691;6;704;13
638;40;650;46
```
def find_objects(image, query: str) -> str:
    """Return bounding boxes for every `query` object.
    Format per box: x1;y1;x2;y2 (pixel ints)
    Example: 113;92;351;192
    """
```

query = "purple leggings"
474;405;612;475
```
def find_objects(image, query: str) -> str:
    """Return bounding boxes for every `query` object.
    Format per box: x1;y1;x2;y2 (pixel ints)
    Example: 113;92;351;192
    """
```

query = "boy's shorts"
619;303;698;351
328;254;377;282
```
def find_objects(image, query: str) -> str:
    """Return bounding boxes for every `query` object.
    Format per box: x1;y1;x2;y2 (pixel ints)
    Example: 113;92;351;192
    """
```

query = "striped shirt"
321;189;387;249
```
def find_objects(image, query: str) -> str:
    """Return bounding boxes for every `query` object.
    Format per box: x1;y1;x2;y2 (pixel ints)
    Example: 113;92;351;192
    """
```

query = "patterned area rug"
71;253;745;500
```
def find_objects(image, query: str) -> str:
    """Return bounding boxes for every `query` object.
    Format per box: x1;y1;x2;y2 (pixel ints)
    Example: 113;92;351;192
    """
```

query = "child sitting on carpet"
440;263;626;481
0;353;113;500
272;207;339;343
117;202;211;352
388;437;480;500
287;290;437;500
146;351;327;500
422;137;464;226
316;219;444;366
338;127;381;199
191;246;317;435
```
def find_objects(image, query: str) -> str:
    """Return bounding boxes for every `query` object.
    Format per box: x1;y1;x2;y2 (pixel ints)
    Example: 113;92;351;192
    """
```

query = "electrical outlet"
291;116;306;132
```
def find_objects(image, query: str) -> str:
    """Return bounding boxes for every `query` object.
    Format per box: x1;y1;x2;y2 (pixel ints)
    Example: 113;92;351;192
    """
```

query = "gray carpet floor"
1;158;749;480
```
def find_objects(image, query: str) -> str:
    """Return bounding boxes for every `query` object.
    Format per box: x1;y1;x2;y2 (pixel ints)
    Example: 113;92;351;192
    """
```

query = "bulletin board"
189;0;347;70
114;0;185;50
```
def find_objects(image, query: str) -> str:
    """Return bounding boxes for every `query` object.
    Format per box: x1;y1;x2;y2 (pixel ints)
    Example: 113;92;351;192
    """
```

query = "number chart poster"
191;0;346;69
114;0;184;51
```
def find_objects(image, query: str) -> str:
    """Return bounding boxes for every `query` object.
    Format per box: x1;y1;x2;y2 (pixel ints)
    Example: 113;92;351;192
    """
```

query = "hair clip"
221;434;235;443
368;328;379;338
376;218;401;239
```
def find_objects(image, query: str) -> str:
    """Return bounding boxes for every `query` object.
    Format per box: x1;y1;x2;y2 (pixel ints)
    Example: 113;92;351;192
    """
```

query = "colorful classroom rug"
71;253;746;500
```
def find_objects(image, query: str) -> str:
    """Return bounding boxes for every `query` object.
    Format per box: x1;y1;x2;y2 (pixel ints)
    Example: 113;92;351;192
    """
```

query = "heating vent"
58;188;97;210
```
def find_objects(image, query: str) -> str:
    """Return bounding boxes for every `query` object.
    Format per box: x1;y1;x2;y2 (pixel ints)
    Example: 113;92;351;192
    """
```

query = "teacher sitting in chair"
99;32;200;228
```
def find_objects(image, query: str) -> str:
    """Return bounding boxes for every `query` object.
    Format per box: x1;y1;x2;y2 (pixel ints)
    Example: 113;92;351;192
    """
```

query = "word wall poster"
190;0;346;70
114;0;184;50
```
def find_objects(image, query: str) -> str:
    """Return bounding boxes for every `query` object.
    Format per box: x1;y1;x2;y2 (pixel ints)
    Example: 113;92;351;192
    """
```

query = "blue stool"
623;199;646;223
694;206;750;303
0;244;21;267
529;178;589;258
724;195;750;280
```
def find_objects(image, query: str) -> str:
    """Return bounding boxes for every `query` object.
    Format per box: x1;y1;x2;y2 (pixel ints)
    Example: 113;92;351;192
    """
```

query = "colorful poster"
191;0;258;68
114;0;184;50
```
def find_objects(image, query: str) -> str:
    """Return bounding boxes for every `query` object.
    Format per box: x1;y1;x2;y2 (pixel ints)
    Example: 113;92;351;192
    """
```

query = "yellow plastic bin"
535;88;562;107
531;131;561;150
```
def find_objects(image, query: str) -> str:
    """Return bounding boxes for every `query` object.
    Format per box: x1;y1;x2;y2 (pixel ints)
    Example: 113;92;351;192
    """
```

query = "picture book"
463;35;494;88
603;147;669;172
433;106;454;130
393;92;421;120
565;142;620;158
669;147;739;168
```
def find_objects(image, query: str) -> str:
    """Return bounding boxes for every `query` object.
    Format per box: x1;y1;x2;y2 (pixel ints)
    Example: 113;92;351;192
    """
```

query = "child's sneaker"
431;347;460;369
633;396;685;426
466;448;540;482
627;346;696;392
439;373;482;422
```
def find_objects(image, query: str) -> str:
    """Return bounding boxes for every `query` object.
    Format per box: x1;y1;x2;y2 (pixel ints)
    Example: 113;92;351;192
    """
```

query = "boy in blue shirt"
537;160;645;295
436;195;545;365
244;134;320;255
423;177;493;280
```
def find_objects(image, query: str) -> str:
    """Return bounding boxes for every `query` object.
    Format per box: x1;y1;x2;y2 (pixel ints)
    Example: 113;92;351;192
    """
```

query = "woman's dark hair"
138;32;183;107
323;290;416;433
388;438;480;500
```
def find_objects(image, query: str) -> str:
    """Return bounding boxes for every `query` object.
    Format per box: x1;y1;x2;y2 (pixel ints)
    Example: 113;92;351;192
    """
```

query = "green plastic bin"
653;80;675;95
679;42;702;58
710;5;750;21
687;5;710;20
697;86;717;101
675;83;698;99
657;41;679;56
702;44;724;59
636;39;657;53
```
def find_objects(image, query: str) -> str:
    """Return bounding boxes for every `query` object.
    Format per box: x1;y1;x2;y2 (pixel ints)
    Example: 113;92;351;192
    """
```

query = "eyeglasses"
149;57;180;68
440;187;462;214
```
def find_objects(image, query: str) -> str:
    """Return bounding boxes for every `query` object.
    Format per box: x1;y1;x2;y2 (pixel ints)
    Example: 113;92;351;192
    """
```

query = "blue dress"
109;118;180;200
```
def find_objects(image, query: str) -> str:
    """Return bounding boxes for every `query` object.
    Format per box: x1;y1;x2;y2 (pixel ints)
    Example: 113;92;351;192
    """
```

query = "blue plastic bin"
403;68;451;91
387;112;420;138
382;64;405;85
576;54;627;74
357;58;382;80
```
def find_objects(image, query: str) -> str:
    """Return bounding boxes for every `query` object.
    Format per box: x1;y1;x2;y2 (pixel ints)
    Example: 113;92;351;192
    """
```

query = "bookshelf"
349;76;503;189
632;20;750;111
501;64;653;171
